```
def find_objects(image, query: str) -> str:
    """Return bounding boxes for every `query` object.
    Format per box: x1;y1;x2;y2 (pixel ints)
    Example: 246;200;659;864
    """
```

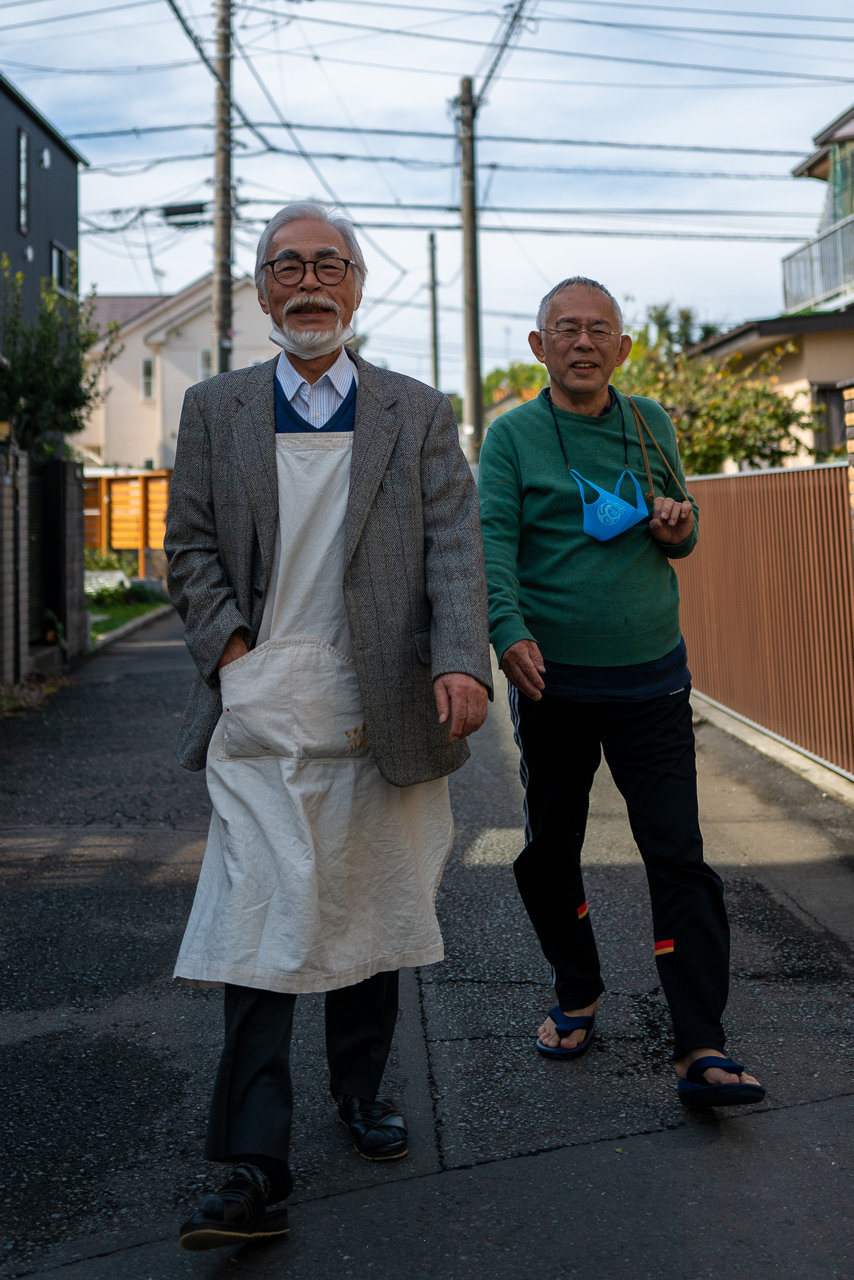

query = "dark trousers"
205;969;399;1194
509;685;729;1060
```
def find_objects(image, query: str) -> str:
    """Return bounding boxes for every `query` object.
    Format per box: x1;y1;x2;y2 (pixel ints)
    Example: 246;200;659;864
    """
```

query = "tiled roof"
90;295;167;331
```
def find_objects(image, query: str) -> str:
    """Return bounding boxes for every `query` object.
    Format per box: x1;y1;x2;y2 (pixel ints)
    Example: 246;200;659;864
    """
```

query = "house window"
140;357;155;401
50;243;72;295
18;129;29;235
812;386;847;458
198;348;213;381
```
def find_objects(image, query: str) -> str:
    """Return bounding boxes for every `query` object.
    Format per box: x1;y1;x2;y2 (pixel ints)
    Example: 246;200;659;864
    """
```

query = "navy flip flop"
677;1055;766;1108
535;1005;596;1060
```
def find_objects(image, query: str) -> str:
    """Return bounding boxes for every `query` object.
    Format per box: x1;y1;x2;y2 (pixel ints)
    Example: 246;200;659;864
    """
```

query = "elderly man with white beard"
165;202;492;1251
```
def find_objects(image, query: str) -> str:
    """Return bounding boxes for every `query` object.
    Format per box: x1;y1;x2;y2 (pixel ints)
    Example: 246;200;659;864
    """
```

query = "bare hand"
649;496;694;546
433;673;488;742
499;638;546;701
217;631;249;671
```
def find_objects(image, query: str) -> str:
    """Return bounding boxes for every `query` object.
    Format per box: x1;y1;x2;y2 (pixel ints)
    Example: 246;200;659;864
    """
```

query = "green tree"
615;308;816;476
641;302;722;353
482;360;548;409
0;254;121;466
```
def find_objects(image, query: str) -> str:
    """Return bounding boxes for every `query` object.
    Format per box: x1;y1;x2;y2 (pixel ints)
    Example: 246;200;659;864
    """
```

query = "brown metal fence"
676;462;854;777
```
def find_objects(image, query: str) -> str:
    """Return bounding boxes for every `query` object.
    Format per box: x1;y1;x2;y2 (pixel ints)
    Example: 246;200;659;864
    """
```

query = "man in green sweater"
477;276;764;1108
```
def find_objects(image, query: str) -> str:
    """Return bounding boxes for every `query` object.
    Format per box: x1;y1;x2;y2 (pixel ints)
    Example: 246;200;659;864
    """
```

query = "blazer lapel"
344;353;401;566
231;358;279;579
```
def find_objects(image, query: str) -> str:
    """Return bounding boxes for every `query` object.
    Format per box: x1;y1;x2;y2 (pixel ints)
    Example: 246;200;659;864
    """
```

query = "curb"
693;690;854;810
92;603;175;651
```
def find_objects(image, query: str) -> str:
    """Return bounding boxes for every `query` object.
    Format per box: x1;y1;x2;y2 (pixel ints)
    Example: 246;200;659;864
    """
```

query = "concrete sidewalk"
1;610;853;1279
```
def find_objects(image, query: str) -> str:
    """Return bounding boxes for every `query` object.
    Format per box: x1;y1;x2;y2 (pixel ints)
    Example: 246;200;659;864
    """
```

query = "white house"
81;274;276;470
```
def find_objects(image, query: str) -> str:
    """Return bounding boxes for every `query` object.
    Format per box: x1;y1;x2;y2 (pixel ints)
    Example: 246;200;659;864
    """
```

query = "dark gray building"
1;74;89;681
0;70;86;323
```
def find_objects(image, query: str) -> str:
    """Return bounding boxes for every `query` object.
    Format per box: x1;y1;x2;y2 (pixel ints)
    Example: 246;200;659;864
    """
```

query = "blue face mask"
569;468;649;542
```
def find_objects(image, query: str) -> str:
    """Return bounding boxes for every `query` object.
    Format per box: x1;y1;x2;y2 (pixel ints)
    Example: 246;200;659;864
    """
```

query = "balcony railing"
782;212;854;312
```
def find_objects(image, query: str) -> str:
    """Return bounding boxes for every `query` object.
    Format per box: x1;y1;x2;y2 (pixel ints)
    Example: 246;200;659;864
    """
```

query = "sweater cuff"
491;621;536;665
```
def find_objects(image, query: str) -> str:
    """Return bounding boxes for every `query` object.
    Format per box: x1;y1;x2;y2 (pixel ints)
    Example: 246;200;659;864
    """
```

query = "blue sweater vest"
274;377;357;433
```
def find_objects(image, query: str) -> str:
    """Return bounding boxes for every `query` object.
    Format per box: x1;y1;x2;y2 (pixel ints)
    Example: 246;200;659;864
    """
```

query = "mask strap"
546;387;630;472
626;397;688;502
546;390;571;472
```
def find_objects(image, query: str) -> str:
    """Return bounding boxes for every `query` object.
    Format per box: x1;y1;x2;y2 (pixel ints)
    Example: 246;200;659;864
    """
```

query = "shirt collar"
276;346;355;400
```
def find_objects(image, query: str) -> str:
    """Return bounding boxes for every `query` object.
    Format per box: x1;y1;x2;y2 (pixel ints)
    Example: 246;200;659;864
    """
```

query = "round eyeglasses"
263;255;356;286
540;323;617;342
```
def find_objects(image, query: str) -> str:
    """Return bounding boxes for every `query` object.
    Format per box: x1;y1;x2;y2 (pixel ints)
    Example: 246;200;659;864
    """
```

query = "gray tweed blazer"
164;350;493;783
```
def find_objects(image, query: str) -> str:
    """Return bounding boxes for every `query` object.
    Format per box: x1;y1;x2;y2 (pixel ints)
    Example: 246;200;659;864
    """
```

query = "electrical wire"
0;0;159;32
0;57;198;74
236;44;850;90
544;0;854;25
81;149;801;180
238;5;854;81
229;26;409;276
555;14;854;43
64;120;806;157
288;0;854;27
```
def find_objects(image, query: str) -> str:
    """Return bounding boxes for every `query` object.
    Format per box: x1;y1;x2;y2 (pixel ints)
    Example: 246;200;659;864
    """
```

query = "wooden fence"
84;470;171;577
676;461;854;778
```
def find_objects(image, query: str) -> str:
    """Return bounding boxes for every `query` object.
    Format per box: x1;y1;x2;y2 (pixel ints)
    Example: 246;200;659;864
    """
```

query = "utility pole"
212;0;232;375
458;76;483;462
428;232;440;390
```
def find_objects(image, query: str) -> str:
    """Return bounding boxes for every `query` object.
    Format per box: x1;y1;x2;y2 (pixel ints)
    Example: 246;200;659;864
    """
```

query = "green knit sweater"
477;388;698;667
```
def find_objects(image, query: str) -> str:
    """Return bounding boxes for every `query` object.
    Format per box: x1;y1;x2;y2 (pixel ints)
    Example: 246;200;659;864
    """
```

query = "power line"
476;0;533;105
235;44;850;91
0;56;197;74
530;13;854;42
546;0;854;25
83;212;803;242
317;0;854;41
239;5;854;81
67;119;805;157
162;0;276;153
81;197;817;223
82;148;801;180
246;198;815;219
0;0;159;32
341;222;810;241
229;26;409;275
322;0;854;27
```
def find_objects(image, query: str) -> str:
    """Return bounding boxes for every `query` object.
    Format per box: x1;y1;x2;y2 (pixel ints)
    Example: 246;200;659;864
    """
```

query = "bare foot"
675;1047;762;1088
537;999;600;1052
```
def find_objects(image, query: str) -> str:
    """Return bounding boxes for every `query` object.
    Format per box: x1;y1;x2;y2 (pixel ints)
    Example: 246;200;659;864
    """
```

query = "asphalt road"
1;609;853;1279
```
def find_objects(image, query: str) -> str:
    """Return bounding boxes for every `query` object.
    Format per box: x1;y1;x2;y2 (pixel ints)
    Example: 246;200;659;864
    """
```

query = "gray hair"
254;202;367;296
536;277;623;331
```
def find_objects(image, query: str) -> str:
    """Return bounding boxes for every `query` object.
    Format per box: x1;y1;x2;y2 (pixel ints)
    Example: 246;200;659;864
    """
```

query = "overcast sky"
5;0;854;389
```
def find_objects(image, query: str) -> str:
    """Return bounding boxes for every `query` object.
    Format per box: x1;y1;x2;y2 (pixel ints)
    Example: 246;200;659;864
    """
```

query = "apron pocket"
217;636;367;761
220;707;273;758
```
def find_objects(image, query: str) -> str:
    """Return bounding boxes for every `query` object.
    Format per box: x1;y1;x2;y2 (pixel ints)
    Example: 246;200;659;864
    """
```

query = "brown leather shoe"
336;1094;408;1160
179;1163;290;1251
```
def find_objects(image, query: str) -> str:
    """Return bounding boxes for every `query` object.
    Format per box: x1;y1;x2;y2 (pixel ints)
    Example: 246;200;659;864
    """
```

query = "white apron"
174;431;453;993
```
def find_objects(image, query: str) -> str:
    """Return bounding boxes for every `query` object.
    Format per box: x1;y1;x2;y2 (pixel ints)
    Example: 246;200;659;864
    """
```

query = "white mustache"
282;296;341;318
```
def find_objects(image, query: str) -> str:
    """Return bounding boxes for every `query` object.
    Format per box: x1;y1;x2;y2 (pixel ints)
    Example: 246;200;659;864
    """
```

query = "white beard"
268;318;354;359
268;298;354;358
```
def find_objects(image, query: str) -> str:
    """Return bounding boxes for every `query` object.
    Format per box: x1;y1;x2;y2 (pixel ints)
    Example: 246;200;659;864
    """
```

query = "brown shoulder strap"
627;397;688;502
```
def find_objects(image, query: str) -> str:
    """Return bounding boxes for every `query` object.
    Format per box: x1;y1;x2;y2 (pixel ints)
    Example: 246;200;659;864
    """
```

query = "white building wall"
80;278;275;471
